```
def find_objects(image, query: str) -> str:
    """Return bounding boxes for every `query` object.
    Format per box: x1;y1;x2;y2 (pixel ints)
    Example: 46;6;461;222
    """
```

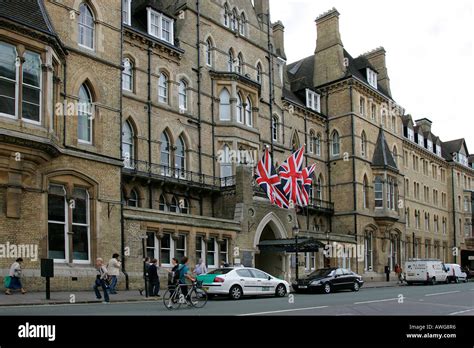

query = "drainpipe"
196;0;203;216
147;43;152;209
451;165;457;263
349;83;358;273
265;10;274;163
119;5;129;290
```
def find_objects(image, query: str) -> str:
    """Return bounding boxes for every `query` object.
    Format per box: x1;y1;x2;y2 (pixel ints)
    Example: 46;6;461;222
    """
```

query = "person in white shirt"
5;258;26;295
194;259;207;276
107;253;121;294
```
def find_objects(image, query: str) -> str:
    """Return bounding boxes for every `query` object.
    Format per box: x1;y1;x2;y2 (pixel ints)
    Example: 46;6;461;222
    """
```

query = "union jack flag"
302;163;316;205
255;147;289;208
278;146;308;207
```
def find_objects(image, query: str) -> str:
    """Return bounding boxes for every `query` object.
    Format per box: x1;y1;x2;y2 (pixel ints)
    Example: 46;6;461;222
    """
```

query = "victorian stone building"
0;0;472;290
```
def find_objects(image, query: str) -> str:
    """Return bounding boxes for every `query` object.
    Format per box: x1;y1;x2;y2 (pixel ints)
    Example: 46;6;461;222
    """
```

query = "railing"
122;159;235;189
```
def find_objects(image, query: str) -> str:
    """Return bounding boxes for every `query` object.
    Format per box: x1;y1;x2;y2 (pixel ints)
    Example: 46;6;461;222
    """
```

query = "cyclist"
178;257;195;302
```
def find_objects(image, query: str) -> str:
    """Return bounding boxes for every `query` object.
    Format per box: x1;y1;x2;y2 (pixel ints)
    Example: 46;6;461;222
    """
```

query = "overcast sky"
270;0;473;152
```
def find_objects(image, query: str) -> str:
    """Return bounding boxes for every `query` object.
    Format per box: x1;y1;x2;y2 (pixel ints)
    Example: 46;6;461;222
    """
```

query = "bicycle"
163;280;208;310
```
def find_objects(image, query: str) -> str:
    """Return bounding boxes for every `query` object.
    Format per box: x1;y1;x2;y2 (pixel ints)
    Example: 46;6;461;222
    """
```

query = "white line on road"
353;298;398;305
449;308;474;315
238;305;328;316
425;291;460;297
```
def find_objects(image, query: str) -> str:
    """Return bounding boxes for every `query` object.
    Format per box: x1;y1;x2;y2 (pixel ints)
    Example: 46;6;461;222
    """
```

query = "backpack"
173;265;183;283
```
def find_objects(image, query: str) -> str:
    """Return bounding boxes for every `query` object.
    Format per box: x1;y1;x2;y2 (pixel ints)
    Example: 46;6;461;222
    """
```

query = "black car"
292;268;364;294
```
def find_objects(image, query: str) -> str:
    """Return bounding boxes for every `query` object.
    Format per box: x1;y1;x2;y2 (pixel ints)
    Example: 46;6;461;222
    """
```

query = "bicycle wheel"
188;288;208;308
163;289;181;310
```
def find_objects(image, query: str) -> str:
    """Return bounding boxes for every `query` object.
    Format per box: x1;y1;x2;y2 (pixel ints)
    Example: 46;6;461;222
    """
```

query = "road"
0;282;472;316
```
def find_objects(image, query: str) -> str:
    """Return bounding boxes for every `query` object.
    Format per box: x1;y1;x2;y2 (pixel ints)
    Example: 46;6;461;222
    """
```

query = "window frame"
78;3;95;50
122;58;133;92
21;50;42;124
147;8;174;44
77;84;93;145
122;0;132;25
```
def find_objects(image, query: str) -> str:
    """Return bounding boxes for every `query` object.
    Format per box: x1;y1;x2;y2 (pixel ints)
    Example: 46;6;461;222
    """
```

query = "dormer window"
147;8;174;44
418;133;424;147
366;68;377;89
407;128;414;142
427;140;433;152
436;145;441;157
122;0;132;25
306;89;320;112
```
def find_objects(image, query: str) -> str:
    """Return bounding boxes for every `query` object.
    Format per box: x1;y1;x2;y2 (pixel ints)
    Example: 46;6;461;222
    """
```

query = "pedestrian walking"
178;257;195;300
148;258;160;297
107;253;121;294
93;258;110;303
5;258;26;295
395;264;403;284
139;257;152;295
194;258;207;276
167;257;179;286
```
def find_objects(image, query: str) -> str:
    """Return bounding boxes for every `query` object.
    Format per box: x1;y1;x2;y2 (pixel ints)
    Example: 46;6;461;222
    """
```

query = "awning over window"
257;237;325;253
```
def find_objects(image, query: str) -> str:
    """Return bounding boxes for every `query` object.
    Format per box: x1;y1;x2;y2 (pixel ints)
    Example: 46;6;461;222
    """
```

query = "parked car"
196;267;290;300
404;259;448;285
444;264;468;283
292;268;364;294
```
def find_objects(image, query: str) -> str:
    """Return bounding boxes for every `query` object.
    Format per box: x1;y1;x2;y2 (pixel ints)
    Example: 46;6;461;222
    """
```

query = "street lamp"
293;225;299;283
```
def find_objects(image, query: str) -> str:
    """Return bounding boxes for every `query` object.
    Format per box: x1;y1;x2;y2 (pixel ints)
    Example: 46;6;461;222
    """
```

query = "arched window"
231;9;238;31
239;12;246;36
364;232;373;271
158;73;168;103
236;53;243;74
316;175;323;201
228;50;234;72
271;115;279;142
363;175;369;209
205;39;213;66
315;133;321;156
0;42;17;117
219;88;230;121
223;3;229;27
170;196;179;213
308;130;315;153
256;63;262;83
122;120;134;168
159;195;167;211
392;145;398;167
331;130;340;156
78;83;93;144
78;3;95;49
236;93;243;123
160;131;171;176
180;198;189;214
291;132;300;152
245;97;252;126
128;189;138;207
175;135;186;178
361;131;367;158
178;79;188;111
122;58;133;91
220;145;232;181
374;176;383;208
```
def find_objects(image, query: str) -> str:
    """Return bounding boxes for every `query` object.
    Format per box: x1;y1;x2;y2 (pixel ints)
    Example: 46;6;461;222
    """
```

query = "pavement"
0;280;404;306
0;281;472;316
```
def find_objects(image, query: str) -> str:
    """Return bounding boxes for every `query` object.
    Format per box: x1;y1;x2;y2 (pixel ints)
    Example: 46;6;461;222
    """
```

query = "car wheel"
275;284;287;297
229;285;243;300
323;283;332;294
445;277;450;284
351;281;360;292
431;277;436;285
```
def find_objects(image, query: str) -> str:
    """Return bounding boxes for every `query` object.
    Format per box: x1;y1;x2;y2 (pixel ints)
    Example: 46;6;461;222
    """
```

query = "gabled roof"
442;139;469;161
0;0;56;36
372;128;398;171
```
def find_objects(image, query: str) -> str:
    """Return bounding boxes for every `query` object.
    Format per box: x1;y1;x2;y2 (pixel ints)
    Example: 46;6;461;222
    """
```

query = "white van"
404;259;448;285
444;264;468;283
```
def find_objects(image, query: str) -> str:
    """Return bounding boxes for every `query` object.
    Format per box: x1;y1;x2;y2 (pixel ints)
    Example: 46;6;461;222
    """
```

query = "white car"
444;264;468;283
197;267;290;300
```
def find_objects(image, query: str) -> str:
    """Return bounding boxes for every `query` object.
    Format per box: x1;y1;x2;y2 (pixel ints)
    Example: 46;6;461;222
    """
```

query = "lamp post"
293;225;299;283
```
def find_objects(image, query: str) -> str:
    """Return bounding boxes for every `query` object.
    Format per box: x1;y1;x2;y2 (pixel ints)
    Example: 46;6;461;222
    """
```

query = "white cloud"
271;0;473;151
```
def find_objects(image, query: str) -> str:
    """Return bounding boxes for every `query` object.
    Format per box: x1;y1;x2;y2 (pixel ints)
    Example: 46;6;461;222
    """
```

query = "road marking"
238;305;328;316
353;298;398;305
425;291;460;297
449;308;474;315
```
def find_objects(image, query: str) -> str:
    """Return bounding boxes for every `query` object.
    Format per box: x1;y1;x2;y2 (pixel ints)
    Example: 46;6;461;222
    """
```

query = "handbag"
3;276;11;288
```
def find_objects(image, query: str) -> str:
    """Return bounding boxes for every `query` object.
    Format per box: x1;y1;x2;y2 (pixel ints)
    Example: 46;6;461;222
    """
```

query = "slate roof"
0;0;57;36
441;139;467;161
372;128;398;171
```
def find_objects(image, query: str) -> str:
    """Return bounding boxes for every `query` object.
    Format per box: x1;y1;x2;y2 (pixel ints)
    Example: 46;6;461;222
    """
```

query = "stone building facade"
0;0;472;290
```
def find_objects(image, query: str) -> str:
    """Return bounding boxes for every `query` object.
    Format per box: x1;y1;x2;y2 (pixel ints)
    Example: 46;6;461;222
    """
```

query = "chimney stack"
363;47;392;97
313;8;345;86
272;21;286;60
414;118;432;133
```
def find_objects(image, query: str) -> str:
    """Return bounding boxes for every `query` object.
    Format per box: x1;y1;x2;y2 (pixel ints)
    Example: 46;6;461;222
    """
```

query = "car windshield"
206;268;233;275
308;268;334;278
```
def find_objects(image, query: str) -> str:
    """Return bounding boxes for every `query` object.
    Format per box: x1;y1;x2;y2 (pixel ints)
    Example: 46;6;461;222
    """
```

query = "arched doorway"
254;213;288;279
